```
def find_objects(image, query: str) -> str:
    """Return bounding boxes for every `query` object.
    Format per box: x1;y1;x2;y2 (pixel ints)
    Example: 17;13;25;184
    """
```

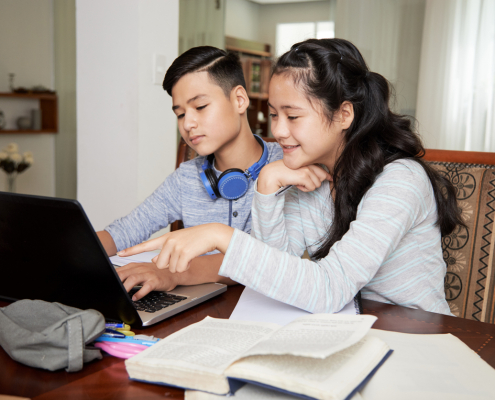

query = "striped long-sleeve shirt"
219;159;452;316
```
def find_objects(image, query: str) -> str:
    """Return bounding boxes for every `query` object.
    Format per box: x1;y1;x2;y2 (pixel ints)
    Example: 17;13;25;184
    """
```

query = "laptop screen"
0;192;140;325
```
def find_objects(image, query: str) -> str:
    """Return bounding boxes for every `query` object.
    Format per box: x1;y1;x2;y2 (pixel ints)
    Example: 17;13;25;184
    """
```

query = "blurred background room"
0;0;493;231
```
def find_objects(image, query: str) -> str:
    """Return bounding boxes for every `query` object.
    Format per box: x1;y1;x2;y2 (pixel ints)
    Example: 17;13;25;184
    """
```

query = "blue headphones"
200;135;268;200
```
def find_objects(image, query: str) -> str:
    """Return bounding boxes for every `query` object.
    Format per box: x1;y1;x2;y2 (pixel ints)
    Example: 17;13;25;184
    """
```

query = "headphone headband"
245;135;269;181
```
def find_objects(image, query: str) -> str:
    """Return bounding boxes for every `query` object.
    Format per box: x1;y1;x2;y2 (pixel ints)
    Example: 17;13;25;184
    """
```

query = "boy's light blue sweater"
105;141;283;252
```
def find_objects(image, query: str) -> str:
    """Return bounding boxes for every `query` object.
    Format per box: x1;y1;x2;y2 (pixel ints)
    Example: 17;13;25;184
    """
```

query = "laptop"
0;192;227;327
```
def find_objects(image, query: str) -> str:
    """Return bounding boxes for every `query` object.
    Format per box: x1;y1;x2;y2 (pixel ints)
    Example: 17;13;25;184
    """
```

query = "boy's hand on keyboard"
116;262;180;301
117;223;234;273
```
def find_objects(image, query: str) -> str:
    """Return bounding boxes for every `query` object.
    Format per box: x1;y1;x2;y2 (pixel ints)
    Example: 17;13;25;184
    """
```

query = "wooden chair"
173;139;495;322
423;149;495;322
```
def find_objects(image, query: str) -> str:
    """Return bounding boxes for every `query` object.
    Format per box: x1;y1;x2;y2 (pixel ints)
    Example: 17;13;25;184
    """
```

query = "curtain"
335;0;426;119
416;0;495;151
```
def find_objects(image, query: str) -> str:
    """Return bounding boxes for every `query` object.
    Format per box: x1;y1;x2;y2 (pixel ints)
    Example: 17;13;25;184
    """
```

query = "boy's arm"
117;253;237;301
105;168;183;252
97;230;118;256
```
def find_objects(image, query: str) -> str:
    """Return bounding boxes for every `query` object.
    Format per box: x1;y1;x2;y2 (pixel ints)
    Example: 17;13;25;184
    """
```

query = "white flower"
23;151;33;158
24;156;34;165
10;153;22;163
0;151;8;161
5;143;18;153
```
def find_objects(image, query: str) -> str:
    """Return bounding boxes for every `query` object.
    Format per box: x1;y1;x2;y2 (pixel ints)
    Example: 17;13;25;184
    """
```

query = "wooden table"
1;285;495;399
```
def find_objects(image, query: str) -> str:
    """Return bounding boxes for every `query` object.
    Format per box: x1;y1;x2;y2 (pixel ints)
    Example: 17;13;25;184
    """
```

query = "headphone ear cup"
218;168;249;200
200;168;220;199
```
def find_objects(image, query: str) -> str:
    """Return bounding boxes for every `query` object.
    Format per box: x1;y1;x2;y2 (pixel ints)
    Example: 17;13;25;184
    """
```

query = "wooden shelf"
225;37;272;137
0;92;57;100
0;92;58;133
0;129;57;134
248;92;269;100
226;45;271;58
226;36;271;58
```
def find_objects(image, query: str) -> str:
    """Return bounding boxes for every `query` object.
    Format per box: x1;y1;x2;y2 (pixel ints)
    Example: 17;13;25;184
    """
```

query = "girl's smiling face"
268;73;352;172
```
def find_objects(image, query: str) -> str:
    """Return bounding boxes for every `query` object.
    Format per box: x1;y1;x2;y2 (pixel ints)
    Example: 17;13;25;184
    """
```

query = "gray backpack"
0;299;105;372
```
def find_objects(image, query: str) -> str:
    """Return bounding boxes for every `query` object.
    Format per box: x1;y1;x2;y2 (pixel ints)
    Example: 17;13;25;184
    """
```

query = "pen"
105;323;131;330
275;185;293;197
94;336;159;347
102;329;126;338
115;328;135;336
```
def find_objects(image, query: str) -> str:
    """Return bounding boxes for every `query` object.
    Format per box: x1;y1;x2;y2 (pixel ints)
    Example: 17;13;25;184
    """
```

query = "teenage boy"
96;46;282;301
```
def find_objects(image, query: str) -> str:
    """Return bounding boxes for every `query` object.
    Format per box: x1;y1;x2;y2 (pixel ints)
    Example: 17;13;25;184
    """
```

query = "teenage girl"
121;38;463;315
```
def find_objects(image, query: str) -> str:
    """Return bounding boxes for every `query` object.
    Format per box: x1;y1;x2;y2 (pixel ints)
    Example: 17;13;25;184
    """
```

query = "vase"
6;173;17;193
16;116;31;130
0;110;6;130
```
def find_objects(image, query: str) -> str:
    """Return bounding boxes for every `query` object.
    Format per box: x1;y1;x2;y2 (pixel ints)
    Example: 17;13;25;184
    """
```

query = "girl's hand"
117;223;234;273
257;160;332;195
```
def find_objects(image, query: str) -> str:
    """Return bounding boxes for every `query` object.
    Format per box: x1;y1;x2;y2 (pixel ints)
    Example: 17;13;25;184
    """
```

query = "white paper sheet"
361;329;495;400
230;287;357;326
109;250;160;267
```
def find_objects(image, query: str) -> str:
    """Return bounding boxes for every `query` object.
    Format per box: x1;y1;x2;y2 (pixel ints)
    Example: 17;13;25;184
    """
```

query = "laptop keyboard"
129;289;187;313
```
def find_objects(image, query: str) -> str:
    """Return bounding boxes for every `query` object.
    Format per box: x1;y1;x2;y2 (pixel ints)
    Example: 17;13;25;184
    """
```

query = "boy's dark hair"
163;46;246;97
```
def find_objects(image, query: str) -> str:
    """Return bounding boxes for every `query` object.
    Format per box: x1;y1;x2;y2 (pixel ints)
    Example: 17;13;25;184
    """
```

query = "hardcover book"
125;314;391;400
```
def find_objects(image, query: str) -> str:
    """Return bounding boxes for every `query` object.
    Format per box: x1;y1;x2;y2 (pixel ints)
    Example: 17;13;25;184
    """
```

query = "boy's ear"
339;101;354;130
230;85;250;114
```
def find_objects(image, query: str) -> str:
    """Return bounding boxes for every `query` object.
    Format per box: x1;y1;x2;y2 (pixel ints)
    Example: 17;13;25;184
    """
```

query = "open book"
125;314;391;400
186;329;495;400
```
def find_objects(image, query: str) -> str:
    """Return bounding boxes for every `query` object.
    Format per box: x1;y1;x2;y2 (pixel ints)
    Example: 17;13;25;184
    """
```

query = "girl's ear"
231;85;250;114
340;101;354;130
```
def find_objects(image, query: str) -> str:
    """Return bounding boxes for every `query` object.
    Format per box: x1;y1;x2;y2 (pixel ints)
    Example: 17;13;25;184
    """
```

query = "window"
276;21;335;57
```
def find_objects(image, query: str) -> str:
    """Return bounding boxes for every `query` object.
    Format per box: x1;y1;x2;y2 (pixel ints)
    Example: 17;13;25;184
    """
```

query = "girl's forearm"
212;223;235;254
257;167;283;195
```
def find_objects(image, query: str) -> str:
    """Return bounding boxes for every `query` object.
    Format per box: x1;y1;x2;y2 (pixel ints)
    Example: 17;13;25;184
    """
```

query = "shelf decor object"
0;92;58;134
0;143;34;192
0;110;5;130
226;36;272;137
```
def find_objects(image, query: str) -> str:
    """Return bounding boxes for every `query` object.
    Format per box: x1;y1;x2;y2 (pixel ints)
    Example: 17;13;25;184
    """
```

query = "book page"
241;314;377;359
226;336;389;400
361;329;495;400
128;316;280;374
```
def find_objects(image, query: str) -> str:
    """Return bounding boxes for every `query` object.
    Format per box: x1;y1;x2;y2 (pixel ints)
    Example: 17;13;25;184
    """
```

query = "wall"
77;0;179;231
225;0;334;53
225;0;260;42
137;2;180;202
258;0;334;54
0;0;56;196
179;0;225;54
335;0;425;117
54;0;77;199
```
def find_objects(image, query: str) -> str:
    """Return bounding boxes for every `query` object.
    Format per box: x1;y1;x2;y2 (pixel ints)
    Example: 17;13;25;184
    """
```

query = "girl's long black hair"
273;38;464;260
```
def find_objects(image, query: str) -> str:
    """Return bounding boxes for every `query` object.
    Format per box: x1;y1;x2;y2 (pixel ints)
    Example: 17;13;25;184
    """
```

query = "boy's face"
171;71;241;156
